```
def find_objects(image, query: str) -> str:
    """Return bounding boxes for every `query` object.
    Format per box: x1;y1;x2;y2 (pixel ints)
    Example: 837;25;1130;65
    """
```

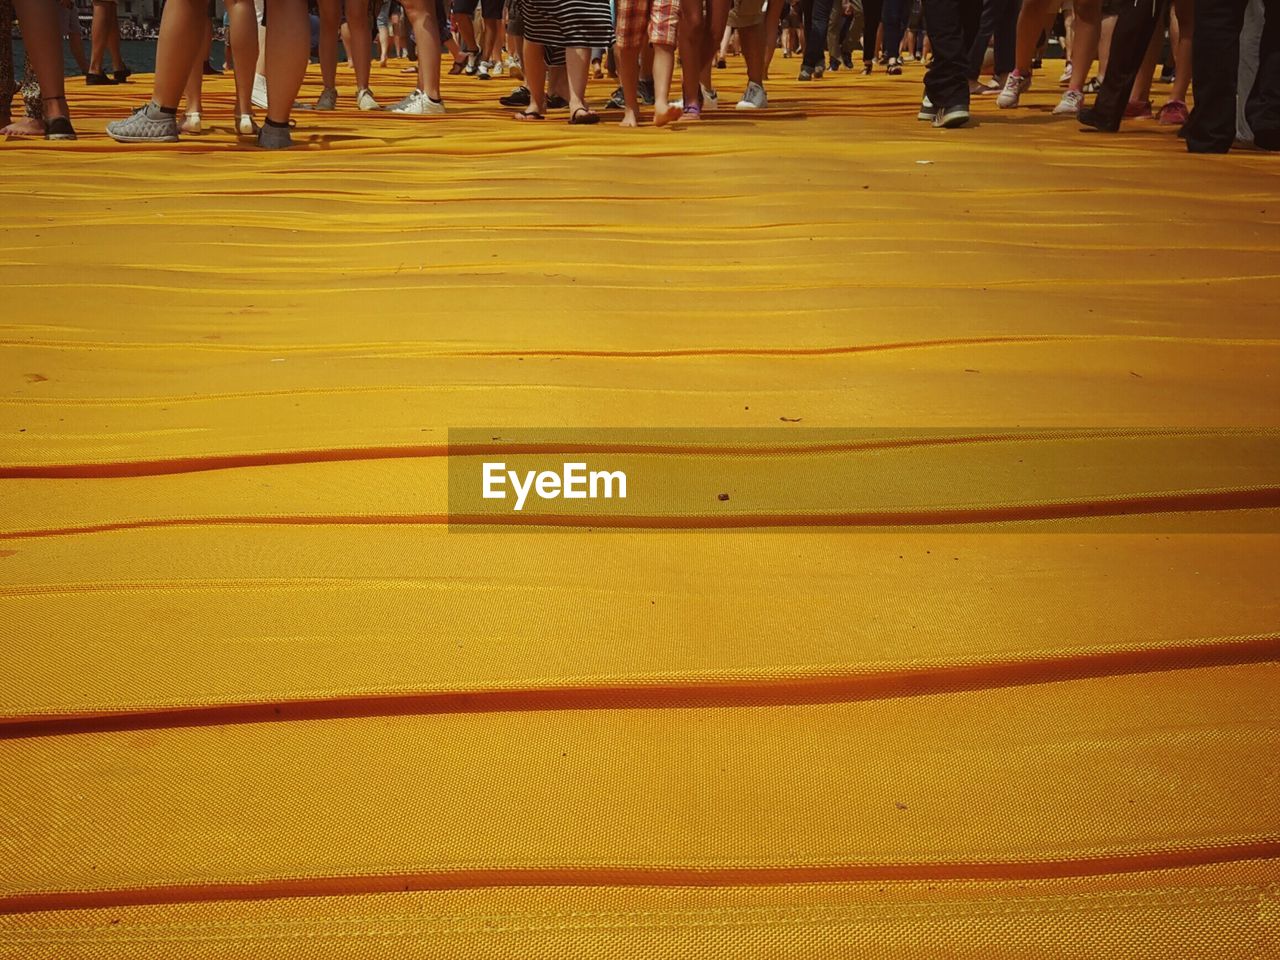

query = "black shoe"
1254;129;1280;151
798;65;813;80
546;93;569;110
828;57;840;71
44;116;77;140
1031;56;1043;69
1078;107;1119;133
637;78;655;105
114;67;133;82
604;85;625;109
499;85;531;107
861;62;872;75
841;53;853;68
86;72;117;85
814;63;824;78
200;61;220;76
716;56;727;69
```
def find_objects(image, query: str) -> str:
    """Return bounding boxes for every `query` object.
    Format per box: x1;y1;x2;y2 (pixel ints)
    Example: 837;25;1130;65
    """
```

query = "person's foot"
1124;98;1153;119
917;94;935;121
463;50;478;75
683;101;702;120
969;78;998;95
619;107;639;127
1059;62;1073;85
449;57;467;75
42;116;77;140
1052;89;1083;116
357;88;381;110
500;85;531;107
735;81;767;110
886;57;902;75
180;111;202;134
860;61;872;75
314;87;338;110
591;59;604;79
654;103;682;127
933;103;969;128
257;120;293;149
995;70;1030;108
388;89;446;114
252;73;269;110
798;64;813;81
700;84;718;111
85;72;117;85
2;116;46;138
379;57;389;68
478;60;493;79
1077;106;1120;133
1157;99;1188;125
237;113;260;136
106;102;179;143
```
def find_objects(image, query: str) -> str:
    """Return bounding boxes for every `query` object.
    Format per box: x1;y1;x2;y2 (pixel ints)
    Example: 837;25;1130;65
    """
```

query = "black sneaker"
841;53;854;68
499;86;531;107
637;78;655;106
798;65;813;81
547;93;569;110
605;85;625;109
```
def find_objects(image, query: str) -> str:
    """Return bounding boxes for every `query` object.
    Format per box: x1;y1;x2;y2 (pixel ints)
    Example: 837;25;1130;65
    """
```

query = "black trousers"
1183;0;1280;151
803;0;837;66
1091;0;1170;126
923;0;982;108
966;0;1016;79
863;0;884;61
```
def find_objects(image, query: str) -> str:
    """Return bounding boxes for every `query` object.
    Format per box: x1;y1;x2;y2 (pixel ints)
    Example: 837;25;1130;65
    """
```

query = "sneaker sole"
107;131;180;143
934;111;970;128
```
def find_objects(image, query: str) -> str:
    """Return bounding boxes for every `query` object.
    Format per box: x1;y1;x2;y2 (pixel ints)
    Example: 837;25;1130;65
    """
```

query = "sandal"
568;107;600;125
514;110;544;121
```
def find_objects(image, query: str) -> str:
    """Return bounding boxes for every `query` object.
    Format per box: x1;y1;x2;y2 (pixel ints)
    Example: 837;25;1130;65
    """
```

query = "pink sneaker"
1158;99;1188;125
1124;99;1153;119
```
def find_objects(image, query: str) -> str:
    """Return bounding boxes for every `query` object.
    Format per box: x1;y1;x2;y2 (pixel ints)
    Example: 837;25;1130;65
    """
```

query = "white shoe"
490;60;504;78
735;81;767;110
251;73;269;110
180;111;201;134
477;60;492;79
236;113;259;136
388;88;445;114
357;88;381;110
1059;62;1073;86
1052;88;1084;116
504;56;523;79
995;71;1030;108
700;83;718;110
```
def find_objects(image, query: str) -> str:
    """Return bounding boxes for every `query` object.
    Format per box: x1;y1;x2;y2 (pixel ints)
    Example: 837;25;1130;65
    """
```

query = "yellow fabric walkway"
2;58;1279;958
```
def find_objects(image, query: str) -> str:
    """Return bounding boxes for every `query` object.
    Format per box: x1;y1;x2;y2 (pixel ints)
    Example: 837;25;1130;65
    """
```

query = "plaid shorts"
615;0;680;47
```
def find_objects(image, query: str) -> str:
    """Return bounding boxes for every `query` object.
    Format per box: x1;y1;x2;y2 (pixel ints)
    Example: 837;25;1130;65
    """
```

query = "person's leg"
106;2;126;74
679;0;705;104
452;0;479;56
1129;16;1163;104
1079;0;1167;126
564;44;593;113
861;0;882;65
1244;0;1279;147
991;0;1017;74
344;0;374;91
66;9;92;74
1012;0;1052;75
802;0;833;67
181;20;207;131
1180;0;1241;148
12;0;73;133
923;0;980;113
89;0;109;75
1067;0;1099;90
1235;0;1262;140
398;0;443;95
650;0;681;120
228;0;259;116
617;44;641;123
1167;0;1192;102
265;0;310;123
520;37;547;111
0;0;13;129
965;0;998;80
1098;9;1115;75
316;0;341;96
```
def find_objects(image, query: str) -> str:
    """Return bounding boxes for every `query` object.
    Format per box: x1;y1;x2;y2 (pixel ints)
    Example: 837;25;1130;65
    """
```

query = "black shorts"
451;0;503;18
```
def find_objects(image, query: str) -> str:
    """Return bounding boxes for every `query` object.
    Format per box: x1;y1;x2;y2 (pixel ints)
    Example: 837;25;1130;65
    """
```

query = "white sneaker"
388;89;445;115
236;113;259;136
357;88;381;110
1059;62;1073;86
490;60;504;78
477;60;492;79
1052;88;1084;116
995;71;1030;108
504;56;523;79
917;94;935;120
251;73;269;110
735;81;767;110
700;83;718;110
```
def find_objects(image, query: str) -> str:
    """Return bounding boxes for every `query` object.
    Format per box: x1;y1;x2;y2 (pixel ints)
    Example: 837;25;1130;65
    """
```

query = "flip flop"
514;111;545;121
568;107;600;125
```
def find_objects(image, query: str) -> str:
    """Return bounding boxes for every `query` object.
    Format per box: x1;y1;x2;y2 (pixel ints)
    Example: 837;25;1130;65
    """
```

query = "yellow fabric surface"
2;59;1280;956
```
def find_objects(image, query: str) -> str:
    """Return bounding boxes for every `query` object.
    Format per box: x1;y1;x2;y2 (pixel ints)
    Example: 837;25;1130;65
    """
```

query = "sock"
154;102;178;115
265;117;290;128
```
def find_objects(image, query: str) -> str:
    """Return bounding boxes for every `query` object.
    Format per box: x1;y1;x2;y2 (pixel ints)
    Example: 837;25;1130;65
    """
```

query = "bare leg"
762;0;784;75
617;44;641;124
1012;0;1052;74
678;0;704;105
106;3;125;72
1130;18;1163;103
1168;0;1191;101
521;38;548;112
265;0;310;123
181;21;207;130
345;0;374;89
1098;13;1115;78
378;20;391;64
67;18;91;73
402;0;443;98
228;0;259;115
1067;0;1100;92
317;0;341;91
652;43;680;123
454;11;478;53
89;0;108;73
739;23;763;83
483;18;503;60
565;45;592;113
12;0;70;126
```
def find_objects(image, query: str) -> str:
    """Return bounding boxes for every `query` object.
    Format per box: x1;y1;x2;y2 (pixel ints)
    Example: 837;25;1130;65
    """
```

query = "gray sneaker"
735;81;768;110
256;121;294;149
314;87;338;110
933;104;971;128
387;89;446;114
106;102;179;143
